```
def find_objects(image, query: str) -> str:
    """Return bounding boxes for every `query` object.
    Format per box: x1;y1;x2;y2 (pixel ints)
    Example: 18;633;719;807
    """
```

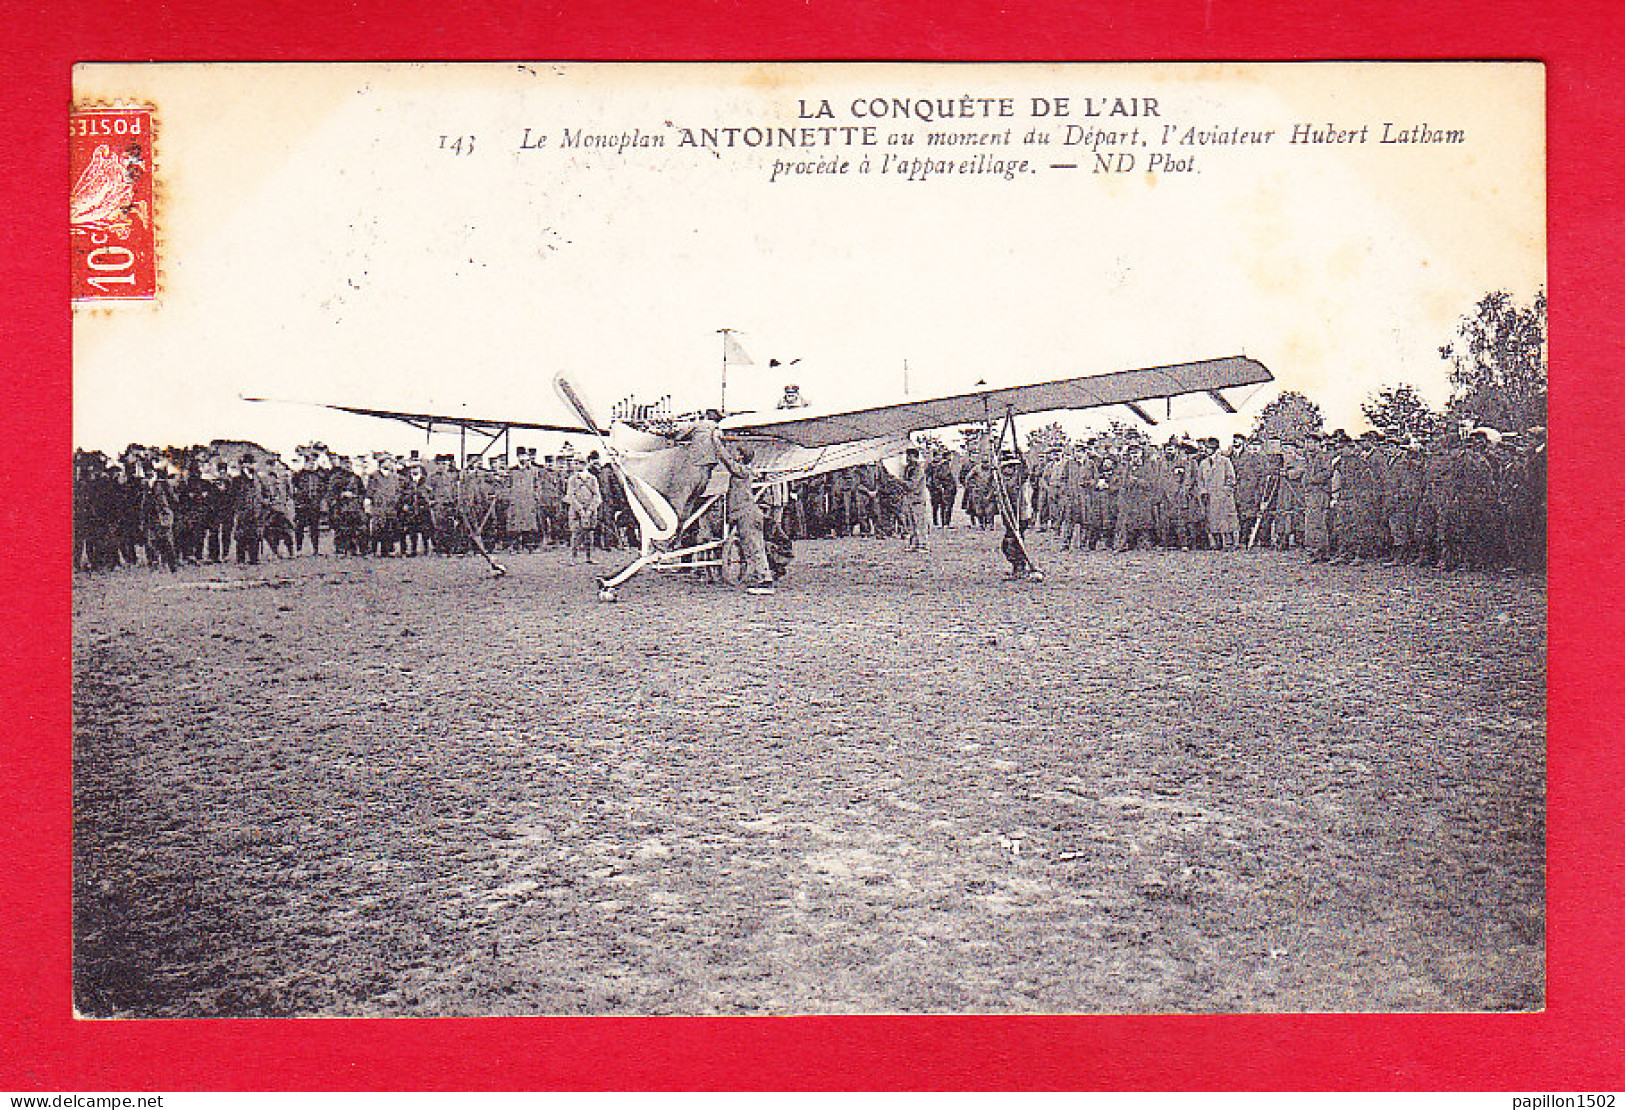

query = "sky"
73;62;1545;461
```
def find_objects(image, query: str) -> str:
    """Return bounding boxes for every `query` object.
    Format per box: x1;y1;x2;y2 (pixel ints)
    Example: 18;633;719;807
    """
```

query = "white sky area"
73;62;1545;460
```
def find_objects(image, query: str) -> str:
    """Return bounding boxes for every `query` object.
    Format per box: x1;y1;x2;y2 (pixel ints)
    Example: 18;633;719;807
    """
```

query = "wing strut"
445;424;511;577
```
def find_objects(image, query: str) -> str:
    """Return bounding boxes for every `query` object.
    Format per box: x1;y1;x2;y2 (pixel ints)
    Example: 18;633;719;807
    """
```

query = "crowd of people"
72;420;1547;581
962;427;1546;573
72;444;637;573
764;425;1546;575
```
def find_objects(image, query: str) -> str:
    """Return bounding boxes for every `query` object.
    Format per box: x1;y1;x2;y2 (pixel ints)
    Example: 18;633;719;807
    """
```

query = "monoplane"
250;353;1272;598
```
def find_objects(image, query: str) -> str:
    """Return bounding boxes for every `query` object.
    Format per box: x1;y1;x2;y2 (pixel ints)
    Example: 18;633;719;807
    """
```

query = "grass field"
71;524;1546;1015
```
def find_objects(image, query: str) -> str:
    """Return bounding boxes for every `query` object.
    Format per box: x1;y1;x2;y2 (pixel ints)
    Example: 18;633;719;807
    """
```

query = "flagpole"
717;328;734;414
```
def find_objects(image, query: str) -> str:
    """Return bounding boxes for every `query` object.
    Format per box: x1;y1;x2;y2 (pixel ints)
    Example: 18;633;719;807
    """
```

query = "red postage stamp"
70;105;157;302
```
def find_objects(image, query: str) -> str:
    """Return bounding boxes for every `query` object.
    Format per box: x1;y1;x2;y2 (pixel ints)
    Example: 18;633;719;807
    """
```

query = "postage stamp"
70;104;157;303
68;62;1545;1019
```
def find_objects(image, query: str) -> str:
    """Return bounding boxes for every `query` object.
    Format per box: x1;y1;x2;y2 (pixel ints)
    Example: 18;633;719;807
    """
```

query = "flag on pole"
722;332;754;366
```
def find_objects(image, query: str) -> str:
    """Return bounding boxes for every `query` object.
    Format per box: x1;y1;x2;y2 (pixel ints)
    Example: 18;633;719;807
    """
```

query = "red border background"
3;0;1621;1090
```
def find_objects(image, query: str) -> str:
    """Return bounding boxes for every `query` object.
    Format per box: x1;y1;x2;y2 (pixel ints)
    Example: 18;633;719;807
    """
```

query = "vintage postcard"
71;62;1545;1018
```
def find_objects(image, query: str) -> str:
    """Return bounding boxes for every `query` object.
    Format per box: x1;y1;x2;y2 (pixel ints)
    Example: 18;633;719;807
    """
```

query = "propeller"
552;371;680;542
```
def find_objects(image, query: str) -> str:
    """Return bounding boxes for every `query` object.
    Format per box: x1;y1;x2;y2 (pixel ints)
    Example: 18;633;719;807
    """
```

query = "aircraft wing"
721;355;1272;448
735;434;918;483
243;397;600;436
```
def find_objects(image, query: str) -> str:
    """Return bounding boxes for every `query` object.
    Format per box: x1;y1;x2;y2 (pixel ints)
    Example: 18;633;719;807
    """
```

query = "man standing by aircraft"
719;438;776;595
926;448;958;528
675;408;725;495
901;446;929;551
566;452;604;563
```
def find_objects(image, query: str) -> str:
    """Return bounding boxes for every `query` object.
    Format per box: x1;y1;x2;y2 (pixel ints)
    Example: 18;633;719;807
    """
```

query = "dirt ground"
70;524;1546;1016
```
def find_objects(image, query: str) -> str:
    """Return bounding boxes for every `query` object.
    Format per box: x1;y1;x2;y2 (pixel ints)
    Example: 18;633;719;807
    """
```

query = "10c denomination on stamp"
71;105;157;303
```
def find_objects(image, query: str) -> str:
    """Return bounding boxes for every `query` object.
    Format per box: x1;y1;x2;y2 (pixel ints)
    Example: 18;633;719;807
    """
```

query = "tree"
1251;390;1324;443
1025;421;1070;459
1362;383;1446;441
1102;419;1150;446
956;426;989;459
1440;289;1546;432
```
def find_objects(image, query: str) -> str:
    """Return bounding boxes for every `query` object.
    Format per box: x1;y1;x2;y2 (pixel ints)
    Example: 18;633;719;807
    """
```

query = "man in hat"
718;438;776;593
200;458;233;563
172;454;209;565
1115;442;1158;552
366;453;403;556
534;453;563;548
1176;441;1206;549
852;463;881;537
990;448;1039;578
566;451;604;562
485;454;510;548
326;456;366;556
1031;449;1058;534
1233;435;1263;547
776;384;809;410
1199;437;1240;550
1091;442;1117;548
105;460;140;567
1325;432;1351;561
594;451;629;550
675;409;725;503
1325;432;1361;563
926;447;958;528
901;446;929;550
1275;437;1306;549
957;454;983;530
1056;444;1091;552
826;465;855;536
1151;441;1179;548
261;458;296;559
231;453;264;565
140;458;180;572
1339;432;1386;563
72;451;106;570
399;460;433;556
507;449;540;552
1414;431;1454;566
292;449;330;556
424;455;456;554
1381;436;1426;564
1366;430;1397;561
1301;432;1334;562
1441;428;1499;570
